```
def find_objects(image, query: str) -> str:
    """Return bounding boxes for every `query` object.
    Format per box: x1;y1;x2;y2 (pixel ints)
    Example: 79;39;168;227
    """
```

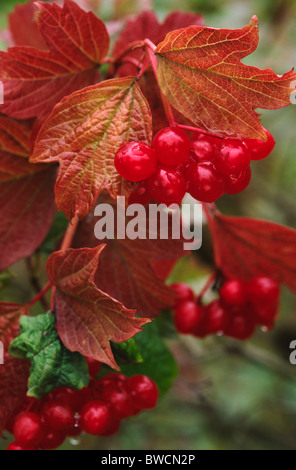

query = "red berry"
146;166;187;205
13;412;43;448
225;312;255;340
247;276;280;305
41;400;75;430
204;300;229;334
48;386;87;411
80;400;110;435
243;128;275;161
170;282;195;307
224;166;251;194
100;417;121;437
124;375;159;410
191;136;217;162
114;141;157;182
7;441;37;450
100;387;133;419
215;138;251;176
85;357;101;380
186;162;225;202
128;181;152;205
39;428;66;450
253;302;278;328
219;279;247;307
173;301;203;334
153;127;191;166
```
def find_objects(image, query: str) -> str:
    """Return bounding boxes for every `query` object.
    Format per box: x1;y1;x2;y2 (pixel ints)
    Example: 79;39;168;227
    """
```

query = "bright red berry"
152;127;191;166
146;166;187;205
124;375;159;411
13;412;43;448
247;276;280;305
204;300;229;334
186;162;225;202
243;128;275;160
128;181;152;205
80;400;110;435
219;279;247;307
215;138;251;176
253;302;278;328
224;166;252;194
191;136;217;162
41;400;75;430
48;386;87;411
173;301;203;334
100;386;133;419
38;428;66;450
114;141;157;182
170;282;195;307
85;357;101;380
100;417;121;437
225;312;256;340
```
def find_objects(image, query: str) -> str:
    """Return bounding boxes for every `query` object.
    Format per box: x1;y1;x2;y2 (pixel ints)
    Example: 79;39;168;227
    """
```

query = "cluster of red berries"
5;359;158;450
114;126;275;205
171;275;280;341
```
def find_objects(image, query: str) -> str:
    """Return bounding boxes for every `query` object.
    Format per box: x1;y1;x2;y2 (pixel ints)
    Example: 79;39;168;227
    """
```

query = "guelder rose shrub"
0;0;295;450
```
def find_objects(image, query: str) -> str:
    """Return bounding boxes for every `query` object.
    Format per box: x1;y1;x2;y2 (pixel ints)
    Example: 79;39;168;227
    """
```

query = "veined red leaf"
0;115;56;272
0;0;109;120
209;209;296;291
155;17;296;140
47;246;149;369
8;2;47;49
0;303;28;351
31;77;152;219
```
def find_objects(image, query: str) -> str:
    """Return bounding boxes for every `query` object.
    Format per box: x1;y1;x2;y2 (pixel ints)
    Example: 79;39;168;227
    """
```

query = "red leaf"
8;2;47;49
0;0;109;121
208;208;296;291
31;77;152;219
47;245;149;369
155;17;296;140
72;195;187;317
0;303;30;435
0;115;56;272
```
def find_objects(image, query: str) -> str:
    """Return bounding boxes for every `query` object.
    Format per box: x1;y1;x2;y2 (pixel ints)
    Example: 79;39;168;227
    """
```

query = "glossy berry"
100;417;121;437
49;386;88;411
224;166;252;194
215;138;251;176
80;400;110;435
225;312;256;340
125;375;159;410
247;276;280;305
204;300;229;334
114;141;157;182
253;302;278;328
85;357;101;380
243;128;275;161
186;162;225;202
128;181;152;205
170;282;195;307
38;428;66;450
173;301;203;334
191;136;217;162
100;387;133;419
146;166;187;205
219;279;247;307
152;127;191;166
13;412;43;448
41;400;75;430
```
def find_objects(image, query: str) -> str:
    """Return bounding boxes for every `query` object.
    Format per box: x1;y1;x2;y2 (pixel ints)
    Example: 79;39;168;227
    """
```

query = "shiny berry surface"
114;141;157;182
153;127;191;166
80;400;110;435
147;166;187;205
13;412;43;448
186;162;225;202
219;279;247;307
173;301;202;334
125;375;159;410
41;400;75;430
215;138;251;176
243;128;275;160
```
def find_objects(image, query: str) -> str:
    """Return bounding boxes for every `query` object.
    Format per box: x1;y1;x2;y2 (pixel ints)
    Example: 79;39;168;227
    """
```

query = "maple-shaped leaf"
10;312;89;399
8;1;47;49
0;0;109;121
208;208;296;291
72;194;188;318
112;10;203;76
0;115;56;272
47;245;149;369
0;302;30;435
155;17;296;140
31;77;152;219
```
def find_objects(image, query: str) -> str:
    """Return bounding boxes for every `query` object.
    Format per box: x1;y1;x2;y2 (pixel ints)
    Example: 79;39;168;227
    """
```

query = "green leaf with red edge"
0;302;30;435
0;0;109;121
208;209;296;291
47;245;149;369
155;17;296;140
8;1;47;49
0;115;56;272
72;194;187;318
31;77;152;220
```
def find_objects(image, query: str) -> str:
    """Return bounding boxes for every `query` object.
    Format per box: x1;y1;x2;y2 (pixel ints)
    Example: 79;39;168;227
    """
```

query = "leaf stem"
197;271;218;303
175;123;224;140
27;281;52;308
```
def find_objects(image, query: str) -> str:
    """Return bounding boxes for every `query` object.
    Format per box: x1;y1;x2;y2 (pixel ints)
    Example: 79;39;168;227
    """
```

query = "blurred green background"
1;0;296;451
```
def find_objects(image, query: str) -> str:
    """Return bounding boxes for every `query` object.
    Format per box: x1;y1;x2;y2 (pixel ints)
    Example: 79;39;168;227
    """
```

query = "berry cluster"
6;361;158;450
114;126;275;205
171;276;280;341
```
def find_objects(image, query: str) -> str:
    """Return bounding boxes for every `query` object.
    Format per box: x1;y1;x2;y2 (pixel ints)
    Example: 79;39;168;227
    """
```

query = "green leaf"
120;320;179;397
9;312;89;398
111;338;143;365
